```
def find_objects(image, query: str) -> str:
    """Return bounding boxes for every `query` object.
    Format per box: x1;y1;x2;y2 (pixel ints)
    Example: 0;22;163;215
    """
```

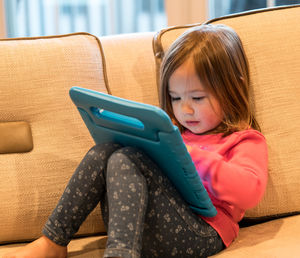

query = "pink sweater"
182;129;268;247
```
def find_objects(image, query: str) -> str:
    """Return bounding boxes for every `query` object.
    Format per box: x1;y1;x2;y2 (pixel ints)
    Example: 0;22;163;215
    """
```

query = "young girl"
4;24;268;258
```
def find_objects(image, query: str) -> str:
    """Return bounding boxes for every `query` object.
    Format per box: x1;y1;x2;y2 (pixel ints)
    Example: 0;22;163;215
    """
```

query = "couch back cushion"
153;5;300;219
100;32;159;106
0;33;107;243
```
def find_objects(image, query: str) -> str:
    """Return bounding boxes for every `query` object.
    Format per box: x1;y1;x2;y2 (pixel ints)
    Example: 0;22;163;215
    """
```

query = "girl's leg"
43;143;122;246
3;143;122;258
140;163;224;258
101;148;149;258
101;147;224;258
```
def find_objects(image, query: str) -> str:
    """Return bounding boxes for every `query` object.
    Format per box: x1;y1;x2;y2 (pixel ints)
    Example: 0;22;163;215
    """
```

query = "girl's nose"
181;102;194;115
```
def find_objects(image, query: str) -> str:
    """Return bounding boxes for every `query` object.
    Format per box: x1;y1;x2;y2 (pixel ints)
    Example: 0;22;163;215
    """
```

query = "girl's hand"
186;144;192;152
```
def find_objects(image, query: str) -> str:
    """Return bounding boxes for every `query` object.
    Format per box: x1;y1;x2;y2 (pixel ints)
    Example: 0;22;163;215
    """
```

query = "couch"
0;5;300;257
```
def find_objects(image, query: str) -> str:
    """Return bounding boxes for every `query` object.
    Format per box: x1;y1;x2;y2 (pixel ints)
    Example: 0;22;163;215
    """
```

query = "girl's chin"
184;125;216;135
185;127;205;134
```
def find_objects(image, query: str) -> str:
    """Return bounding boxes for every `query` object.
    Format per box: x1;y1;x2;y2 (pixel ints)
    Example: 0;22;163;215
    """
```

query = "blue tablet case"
69;86;217;217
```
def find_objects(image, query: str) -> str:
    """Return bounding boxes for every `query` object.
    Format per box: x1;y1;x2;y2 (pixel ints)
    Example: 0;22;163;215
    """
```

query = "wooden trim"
164;0;208;27
0;0;6;38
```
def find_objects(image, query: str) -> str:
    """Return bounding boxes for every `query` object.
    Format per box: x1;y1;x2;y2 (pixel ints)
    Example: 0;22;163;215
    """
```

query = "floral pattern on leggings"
43;143;224;258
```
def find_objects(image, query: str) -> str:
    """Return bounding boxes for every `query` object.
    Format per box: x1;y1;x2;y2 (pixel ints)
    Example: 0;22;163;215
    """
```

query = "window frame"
0;0;6;38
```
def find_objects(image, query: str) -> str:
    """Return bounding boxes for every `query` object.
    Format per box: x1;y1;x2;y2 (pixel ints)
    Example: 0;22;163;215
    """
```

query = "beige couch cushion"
212;214;300;257
1;214;299;257
153;5;300;219
100;32;159;106
0;33;108;243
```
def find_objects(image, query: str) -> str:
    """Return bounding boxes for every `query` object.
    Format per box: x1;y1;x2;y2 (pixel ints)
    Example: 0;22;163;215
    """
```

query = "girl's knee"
86;144;102;157
107;148;130;165
107;147;153;174
116;146;148;161
86;143;122;159
81;144;121;177
116;146;140;154
106;147;140;175
107;147;144;166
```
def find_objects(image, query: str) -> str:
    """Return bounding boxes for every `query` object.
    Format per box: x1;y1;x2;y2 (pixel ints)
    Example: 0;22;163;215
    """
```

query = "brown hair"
159;24;260;135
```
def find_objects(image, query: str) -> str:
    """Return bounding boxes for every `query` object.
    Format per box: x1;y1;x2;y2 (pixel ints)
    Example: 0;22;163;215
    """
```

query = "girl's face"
168;58;223;134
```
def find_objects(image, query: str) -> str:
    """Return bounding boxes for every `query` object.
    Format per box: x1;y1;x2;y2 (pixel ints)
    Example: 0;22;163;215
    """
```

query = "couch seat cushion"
212;214;300;257
1;214;300;257
0;235;107;258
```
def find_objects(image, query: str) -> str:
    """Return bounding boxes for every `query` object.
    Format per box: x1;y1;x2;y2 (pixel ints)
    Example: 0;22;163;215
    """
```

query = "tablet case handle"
91;107;145;130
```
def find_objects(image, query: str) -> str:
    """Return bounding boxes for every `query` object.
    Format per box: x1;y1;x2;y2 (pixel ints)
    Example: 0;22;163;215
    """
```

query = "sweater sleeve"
189;131;268;210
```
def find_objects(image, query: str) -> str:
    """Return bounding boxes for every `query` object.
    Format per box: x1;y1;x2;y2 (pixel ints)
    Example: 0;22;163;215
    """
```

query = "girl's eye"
170;96;180;102
193;96;205;101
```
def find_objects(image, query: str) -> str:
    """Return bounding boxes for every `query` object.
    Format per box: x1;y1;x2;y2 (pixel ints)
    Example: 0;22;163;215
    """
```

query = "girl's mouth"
186;121;199;126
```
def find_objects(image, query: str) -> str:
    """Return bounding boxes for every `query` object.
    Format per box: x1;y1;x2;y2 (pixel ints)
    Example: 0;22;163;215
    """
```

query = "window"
165;0;300;29
2;0;300;38
3;0;166;38
209;0;300;19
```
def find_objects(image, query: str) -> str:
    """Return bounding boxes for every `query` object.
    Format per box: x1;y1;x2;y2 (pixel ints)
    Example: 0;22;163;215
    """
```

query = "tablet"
69;86;217;217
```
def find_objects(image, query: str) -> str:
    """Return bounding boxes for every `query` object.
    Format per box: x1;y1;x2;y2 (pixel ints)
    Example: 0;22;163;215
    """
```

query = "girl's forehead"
168;73;206;94
167;57;211;94
168;84;206;94
173;57;195;76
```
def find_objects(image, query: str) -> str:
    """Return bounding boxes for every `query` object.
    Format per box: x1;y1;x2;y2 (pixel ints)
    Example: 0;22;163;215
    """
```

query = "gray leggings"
43;143;224;258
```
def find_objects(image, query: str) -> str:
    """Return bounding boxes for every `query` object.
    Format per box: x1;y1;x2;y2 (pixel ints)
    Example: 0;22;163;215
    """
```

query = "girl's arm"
189;131;268;210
